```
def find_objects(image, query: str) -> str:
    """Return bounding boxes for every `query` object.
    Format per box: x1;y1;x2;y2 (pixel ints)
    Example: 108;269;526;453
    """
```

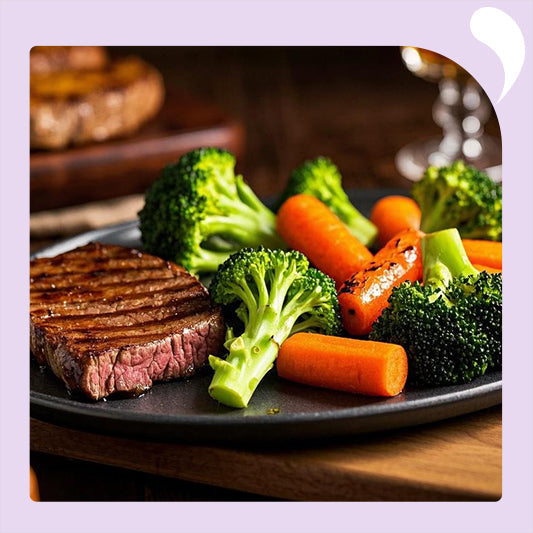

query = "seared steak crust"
30;243;225;400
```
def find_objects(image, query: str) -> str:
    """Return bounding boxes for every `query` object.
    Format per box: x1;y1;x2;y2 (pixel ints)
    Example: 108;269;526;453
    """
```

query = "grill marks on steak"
30;272;182;296
30;243;225;400
30;278;198;313
30;255;166;277
32;288;207;324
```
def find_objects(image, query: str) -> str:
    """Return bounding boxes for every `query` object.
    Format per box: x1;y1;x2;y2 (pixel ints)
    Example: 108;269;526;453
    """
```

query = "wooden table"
30;406;501;501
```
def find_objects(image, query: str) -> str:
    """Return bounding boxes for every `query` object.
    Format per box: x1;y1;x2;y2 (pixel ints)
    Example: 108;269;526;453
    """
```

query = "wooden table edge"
30;411;501;502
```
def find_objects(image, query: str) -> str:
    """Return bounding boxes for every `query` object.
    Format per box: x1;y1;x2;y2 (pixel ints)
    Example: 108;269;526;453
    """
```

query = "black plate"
30;190;502;444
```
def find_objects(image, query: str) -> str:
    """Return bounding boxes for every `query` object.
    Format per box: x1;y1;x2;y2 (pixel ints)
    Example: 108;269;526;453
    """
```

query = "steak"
30;56;165;150
30;243;225;400
30;46;109;75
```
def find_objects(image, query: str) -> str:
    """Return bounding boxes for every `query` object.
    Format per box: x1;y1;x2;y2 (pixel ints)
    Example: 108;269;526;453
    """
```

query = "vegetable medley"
140;148;502;408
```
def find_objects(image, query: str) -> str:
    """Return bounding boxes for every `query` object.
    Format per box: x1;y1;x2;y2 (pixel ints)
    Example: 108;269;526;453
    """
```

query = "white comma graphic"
470;7;526;103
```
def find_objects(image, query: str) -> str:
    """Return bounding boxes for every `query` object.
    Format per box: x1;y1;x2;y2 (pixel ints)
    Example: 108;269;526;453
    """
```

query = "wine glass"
395;47;502;182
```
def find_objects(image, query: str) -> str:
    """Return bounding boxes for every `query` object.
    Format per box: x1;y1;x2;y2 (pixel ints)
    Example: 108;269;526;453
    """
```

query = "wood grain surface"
30;90;244;212
114;47;500;195
30;406;501;501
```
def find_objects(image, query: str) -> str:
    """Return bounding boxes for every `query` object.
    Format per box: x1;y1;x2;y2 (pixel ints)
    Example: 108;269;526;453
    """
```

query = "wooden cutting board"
30;90;244;212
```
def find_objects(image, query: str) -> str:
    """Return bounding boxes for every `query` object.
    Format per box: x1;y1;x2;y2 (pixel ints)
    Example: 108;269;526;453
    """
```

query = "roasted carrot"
338;228;423;336
473;264;501;274
370;195;421;247
276;194;373;287
30;467;39;502
463;239;502;270
277;333;408;397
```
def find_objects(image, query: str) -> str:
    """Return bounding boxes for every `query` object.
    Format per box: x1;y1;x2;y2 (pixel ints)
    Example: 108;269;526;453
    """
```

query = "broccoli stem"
234;178;288;248
205;212;284;250
422;229;479;290
235;175;270;214
188;247;233;274
202;235;240;252
332;197;378;246
208;287;330;407
208;305;295;408
209;260;303;408
418;189;455;233
208;338;279;409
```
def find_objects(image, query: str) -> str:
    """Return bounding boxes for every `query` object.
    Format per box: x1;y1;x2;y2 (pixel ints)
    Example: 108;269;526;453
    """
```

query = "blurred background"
119;46;500;188
30;46;501;253
30;46;501;500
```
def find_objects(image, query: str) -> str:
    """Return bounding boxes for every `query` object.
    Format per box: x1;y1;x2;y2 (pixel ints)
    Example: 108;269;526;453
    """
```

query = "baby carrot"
277;194;373;287
277;332;408;397
338;228;423;336
462;239;502;270
472;264;501;274
371;195;421;247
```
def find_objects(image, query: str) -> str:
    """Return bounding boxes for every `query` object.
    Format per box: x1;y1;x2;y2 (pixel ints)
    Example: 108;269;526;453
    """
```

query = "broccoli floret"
208;247;341;408
139;148;285;274
370;228;502;386
277;157;378;246
412;161;502;241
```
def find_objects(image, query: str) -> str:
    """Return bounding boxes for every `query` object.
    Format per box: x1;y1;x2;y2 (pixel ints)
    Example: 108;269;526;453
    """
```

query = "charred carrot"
338;228;423;336
277;194;373;287
370;195;421;246
277;332;408;397
463;239;502;270
473;264;501;274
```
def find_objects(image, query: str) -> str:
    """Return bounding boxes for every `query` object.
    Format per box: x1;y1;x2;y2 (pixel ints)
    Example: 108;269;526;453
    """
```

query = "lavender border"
1;1;532;532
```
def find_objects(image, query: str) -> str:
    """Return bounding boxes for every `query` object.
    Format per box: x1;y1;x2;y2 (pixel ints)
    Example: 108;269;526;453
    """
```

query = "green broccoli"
208;247;341;408
412;161;502;241
370;228;502;386
139;148;285;275
276;157;378;246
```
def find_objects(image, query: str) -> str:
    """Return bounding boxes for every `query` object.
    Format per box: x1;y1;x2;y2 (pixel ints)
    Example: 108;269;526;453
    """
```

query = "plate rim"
30;373;502;428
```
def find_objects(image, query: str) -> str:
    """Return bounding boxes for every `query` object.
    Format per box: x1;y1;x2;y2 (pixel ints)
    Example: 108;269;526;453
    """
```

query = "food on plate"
276;194;373;287
472;264;501;274
207;247;341;408
30;242;225;400
30;151;503;411
462;239;502;270
276;157;378;246
338;228;423;336
30;467;40;502
139;148;285;275
277;333;408;397
30;46;108;75
30;56;164;150
370;195;421;246
370;228;502;386
411;161;502;241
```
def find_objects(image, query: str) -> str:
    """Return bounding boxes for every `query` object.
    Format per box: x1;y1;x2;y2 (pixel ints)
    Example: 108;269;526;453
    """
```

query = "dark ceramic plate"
30;190;502;444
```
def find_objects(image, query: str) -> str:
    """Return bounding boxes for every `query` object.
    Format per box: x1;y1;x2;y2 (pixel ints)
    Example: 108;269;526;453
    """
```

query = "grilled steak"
30;243;225;400
30;46;109;75
30;56;165;150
